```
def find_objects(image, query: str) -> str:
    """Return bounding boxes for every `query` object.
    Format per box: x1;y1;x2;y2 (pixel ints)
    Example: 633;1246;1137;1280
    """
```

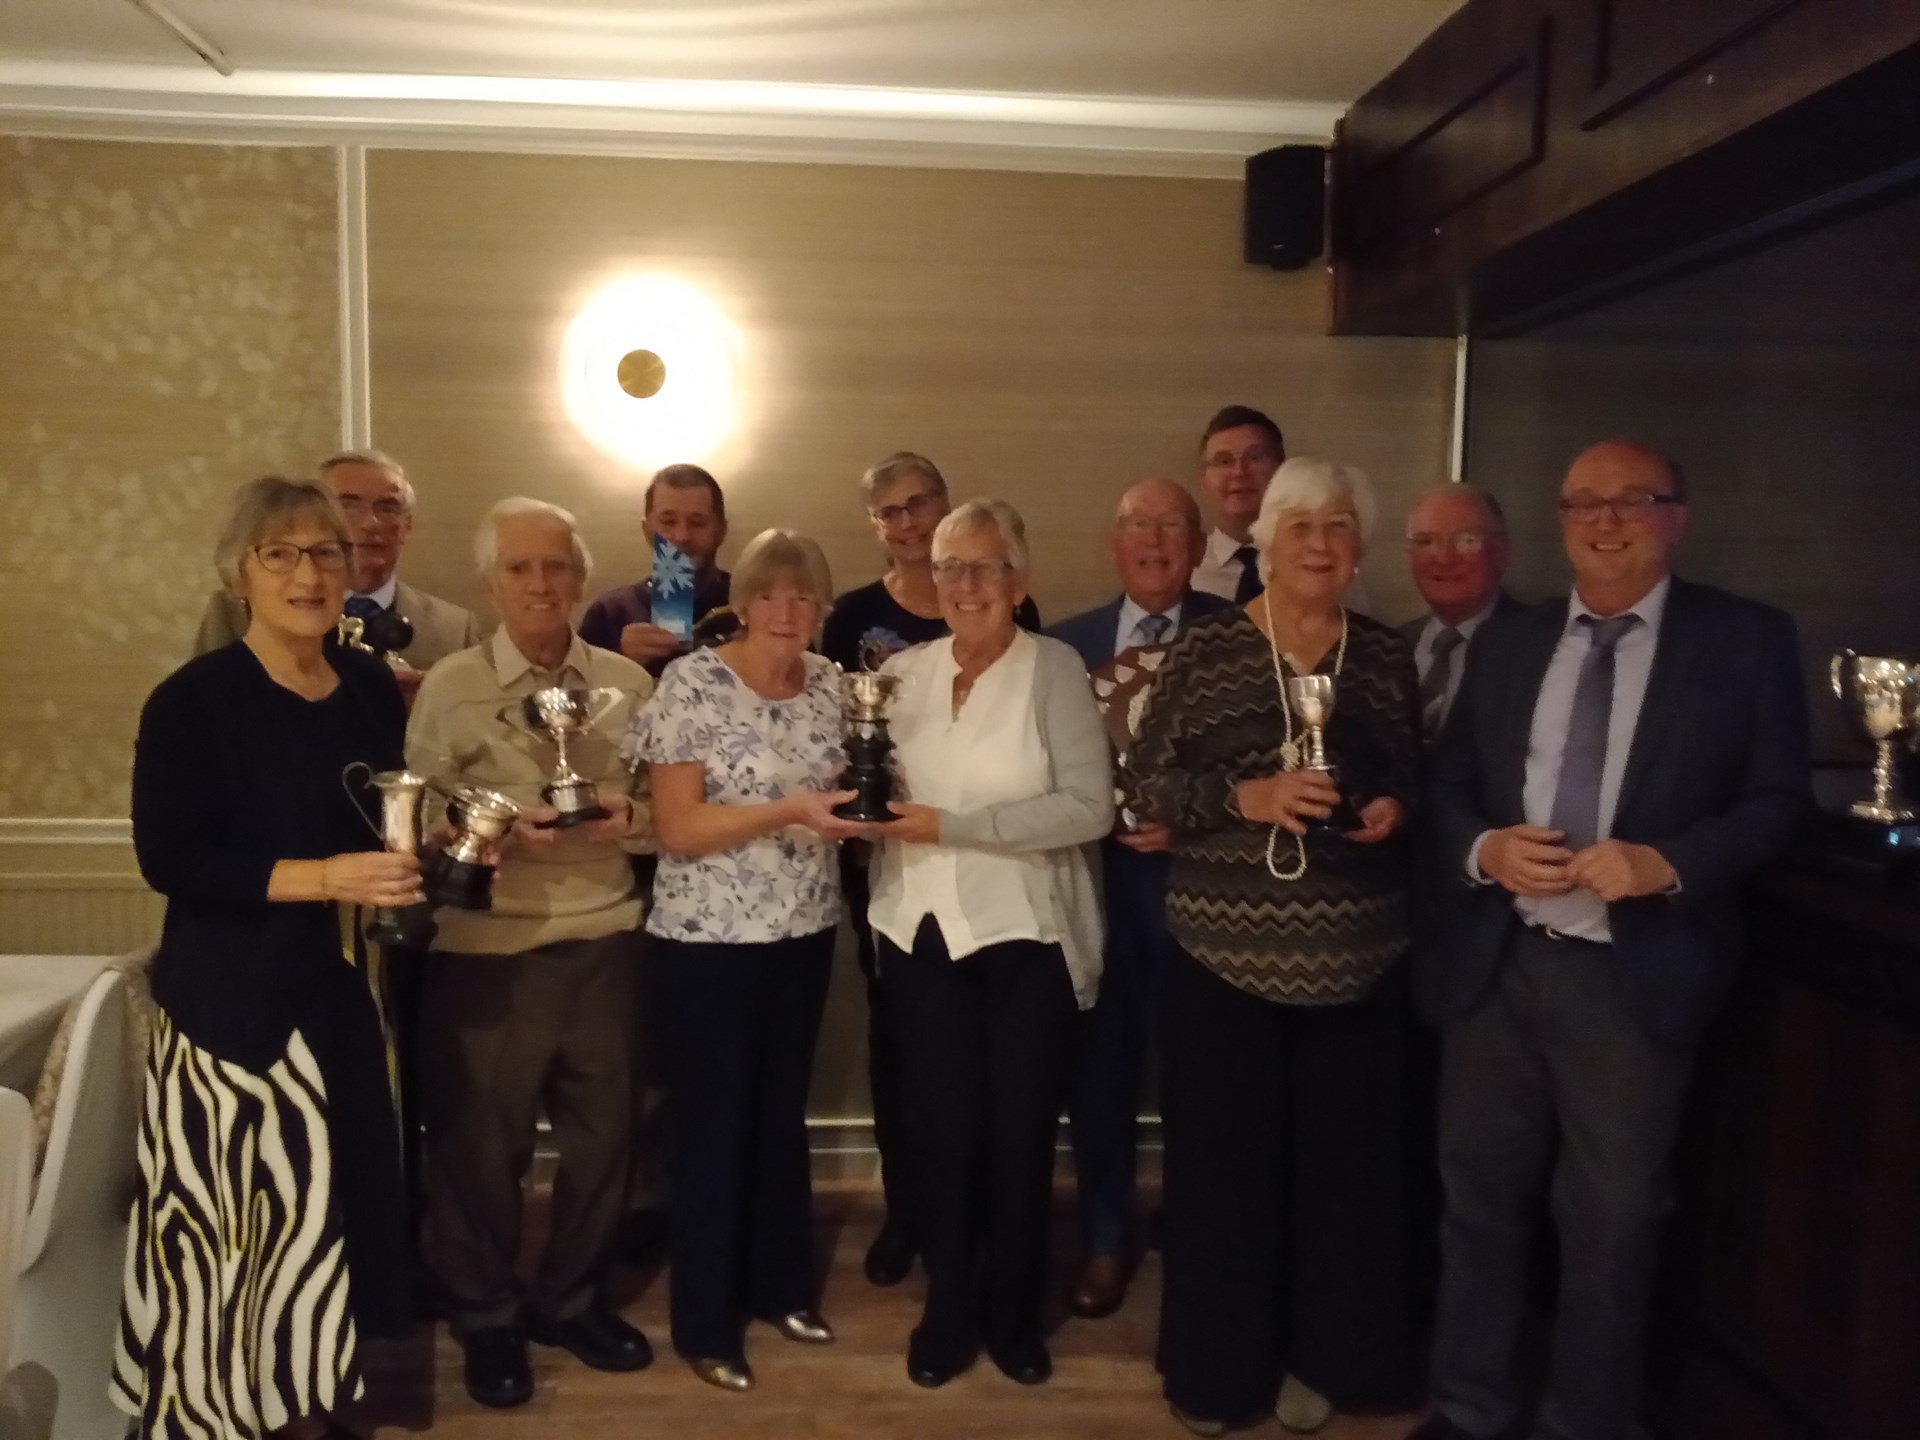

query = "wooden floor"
356;1180;1425;1440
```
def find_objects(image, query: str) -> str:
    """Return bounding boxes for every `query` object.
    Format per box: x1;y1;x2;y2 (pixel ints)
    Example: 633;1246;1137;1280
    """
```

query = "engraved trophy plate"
834;669;904;822
1831;649;1920;822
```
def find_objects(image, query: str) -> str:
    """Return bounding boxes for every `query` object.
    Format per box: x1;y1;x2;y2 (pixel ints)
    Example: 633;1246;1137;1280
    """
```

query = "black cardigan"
133;641;406;1071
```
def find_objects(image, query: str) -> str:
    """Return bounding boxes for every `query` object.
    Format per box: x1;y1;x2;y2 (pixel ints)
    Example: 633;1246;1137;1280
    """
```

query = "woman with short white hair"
1127;457;1423;1434
629;528;870;1393
868;498;1113;1389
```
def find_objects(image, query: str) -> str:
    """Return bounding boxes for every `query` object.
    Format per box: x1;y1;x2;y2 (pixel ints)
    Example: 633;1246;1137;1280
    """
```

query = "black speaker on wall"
1243;145;1327;270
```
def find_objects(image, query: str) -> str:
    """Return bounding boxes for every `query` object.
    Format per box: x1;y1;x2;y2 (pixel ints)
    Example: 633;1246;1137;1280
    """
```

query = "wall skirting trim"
0;817;133;848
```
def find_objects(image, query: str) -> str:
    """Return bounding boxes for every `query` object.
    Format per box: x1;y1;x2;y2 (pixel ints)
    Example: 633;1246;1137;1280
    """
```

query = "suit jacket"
1418;576;1810;1049
1399;590;1521;679
1047;588;1232;673
192;578;484;670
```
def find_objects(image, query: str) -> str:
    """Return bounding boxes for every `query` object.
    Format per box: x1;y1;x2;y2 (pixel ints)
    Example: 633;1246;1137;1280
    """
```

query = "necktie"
1547;614;1640;850
1232;546;1262;604
343;594;383;622
1419;626;1464;738
1132;612;1172;647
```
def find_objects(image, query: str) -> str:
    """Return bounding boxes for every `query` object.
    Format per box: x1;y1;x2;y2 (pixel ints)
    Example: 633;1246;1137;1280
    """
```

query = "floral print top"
627;645;847;943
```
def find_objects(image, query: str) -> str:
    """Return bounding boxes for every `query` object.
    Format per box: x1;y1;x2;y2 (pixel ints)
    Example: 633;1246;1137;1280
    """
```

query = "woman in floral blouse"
627;529;872;1393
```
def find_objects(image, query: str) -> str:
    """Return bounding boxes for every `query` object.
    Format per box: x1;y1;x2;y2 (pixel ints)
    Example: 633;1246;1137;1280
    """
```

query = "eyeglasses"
1407;531;1491;556
1204;446;1276;472
253;540;352;574
1558;492;1683;523
870;492;941;527
1117;515;1195;539
337;495;408;521
932;558;1017;586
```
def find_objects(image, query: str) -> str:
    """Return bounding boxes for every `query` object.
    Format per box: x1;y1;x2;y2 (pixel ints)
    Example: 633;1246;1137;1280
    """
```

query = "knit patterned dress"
1125;607;1420;1004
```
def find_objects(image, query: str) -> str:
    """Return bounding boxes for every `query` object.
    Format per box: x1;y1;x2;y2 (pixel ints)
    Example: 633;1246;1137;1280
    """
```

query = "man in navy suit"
1398;484;1519;742
1407;441;1810;1440
1049;476;1231;1320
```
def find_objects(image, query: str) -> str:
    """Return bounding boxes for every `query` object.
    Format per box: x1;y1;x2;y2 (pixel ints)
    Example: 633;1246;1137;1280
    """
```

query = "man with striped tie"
1409;441;1809;1440
1399;484;1515;744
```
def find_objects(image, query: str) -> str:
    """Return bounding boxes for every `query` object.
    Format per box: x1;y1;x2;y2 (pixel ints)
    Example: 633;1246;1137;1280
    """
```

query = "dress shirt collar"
1117;593;1184;646
490;626;591;688
1566;573;1671;638
350;576;399;611
1204;527;1253;567
1419;593;1500;652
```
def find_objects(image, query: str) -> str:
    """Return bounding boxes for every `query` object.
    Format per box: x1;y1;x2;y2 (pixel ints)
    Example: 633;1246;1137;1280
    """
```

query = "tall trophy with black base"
1831;649;1920;822
511;686;624;828
424;782;523;910
834;670;903;822
1283;673;1359;831
364;769;438;947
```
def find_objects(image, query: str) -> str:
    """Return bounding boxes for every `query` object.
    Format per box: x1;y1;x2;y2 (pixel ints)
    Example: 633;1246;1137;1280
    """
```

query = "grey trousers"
1430;926;1694;1440
422;931;638;1332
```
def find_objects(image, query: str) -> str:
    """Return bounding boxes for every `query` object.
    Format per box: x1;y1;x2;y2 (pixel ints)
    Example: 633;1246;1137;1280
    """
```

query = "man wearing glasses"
1399;485;1516;741
1409;440;1809;1440
1189;405;1286;605
193;450;482;697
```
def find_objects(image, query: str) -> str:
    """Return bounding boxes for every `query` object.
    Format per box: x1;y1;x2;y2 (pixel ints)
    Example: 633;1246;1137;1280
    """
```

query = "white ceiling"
0;0;1462;175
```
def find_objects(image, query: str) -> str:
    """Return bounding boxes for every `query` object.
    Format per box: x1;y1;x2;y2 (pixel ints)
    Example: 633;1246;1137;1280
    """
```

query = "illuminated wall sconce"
560;274;736;468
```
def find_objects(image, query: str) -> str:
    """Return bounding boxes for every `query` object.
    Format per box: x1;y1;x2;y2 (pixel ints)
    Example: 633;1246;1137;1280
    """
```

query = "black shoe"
864;1218;916;1287
987;1335;1051;1386
1404;1417;1488;1440
905;1328;975;1388
527;1306;654;1372
461;1325;533;1409
614;1208;669;1268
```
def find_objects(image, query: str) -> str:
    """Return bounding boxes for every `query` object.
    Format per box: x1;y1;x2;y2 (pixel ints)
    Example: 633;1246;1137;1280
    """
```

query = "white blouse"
869;631;1060;960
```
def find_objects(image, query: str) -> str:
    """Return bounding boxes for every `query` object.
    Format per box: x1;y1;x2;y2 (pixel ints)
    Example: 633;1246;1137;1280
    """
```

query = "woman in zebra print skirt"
115;476;416;1440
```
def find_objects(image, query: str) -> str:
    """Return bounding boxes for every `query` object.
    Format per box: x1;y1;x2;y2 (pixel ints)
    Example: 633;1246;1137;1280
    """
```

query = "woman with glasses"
1127;458;1422;1435
819;452;1041;1289
115;476;415;1440
867;498;1113;1389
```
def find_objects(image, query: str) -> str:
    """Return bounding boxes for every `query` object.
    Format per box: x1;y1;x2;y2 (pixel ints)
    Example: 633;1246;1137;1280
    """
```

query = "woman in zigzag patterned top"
1127;457;1425;1438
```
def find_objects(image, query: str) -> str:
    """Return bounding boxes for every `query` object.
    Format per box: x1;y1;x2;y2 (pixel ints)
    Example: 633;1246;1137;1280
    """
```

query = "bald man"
1409;441;1809;1440
1048;478;1230;1319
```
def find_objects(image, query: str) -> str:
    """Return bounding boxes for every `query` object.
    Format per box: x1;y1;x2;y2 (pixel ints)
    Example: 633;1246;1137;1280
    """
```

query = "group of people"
116;407;1810;1440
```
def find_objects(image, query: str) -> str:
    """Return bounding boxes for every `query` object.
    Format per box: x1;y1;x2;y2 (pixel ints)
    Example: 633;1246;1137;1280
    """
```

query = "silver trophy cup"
835;670;904;822
425;782;523;910
515;686;623;828
1830;649;1920;822
365;769;435;946
1283;673;1356;831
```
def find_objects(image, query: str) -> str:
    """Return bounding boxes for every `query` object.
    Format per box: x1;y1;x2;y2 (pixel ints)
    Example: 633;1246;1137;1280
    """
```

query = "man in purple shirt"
579;464;732;676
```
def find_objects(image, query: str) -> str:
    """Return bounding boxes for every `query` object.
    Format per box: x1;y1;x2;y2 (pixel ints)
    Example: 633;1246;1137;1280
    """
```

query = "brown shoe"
1067;1252;1133;1319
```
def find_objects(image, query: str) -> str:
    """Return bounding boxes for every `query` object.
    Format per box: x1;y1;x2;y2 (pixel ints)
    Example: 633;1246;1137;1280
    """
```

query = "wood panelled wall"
363;150;1455;632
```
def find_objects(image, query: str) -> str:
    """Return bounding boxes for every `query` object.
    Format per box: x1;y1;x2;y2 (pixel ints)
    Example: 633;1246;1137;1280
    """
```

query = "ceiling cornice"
0;60;1339;177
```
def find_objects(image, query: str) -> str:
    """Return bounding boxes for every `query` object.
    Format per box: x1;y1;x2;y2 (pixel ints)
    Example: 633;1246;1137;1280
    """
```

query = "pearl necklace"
1261;594;1348;881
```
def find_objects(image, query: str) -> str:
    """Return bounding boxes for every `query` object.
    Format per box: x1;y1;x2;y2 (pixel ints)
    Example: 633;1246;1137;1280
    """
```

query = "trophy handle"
338;761;385;845
1830;648;1855;703
584;686;627;732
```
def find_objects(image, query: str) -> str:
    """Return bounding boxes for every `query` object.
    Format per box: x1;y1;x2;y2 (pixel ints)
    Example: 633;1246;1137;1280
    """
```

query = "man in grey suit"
1407;441;1810;1440
1048;477;1230;1320
193;450;482;697
1399;484;1515;741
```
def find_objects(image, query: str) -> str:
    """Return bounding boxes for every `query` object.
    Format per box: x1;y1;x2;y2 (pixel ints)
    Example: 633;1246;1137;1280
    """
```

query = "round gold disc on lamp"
616;348;668;398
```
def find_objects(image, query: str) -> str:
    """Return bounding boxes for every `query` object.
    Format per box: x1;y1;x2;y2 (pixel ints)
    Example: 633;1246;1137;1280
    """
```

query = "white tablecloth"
0;954;113;1094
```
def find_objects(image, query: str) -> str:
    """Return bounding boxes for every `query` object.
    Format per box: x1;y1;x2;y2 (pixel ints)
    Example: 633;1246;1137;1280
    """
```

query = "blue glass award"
649;533;696;640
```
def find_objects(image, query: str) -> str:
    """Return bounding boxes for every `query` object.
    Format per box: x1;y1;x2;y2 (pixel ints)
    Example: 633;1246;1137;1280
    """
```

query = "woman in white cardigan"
870;498;1114;1390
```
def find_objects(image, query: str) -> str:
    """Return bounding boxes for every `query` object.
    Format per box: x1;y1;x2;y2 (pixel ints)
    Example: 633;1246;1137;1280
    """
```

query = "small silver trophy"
424;781;523;910
365;769;436;946
835;670;904;822
511;686;625;828
1830;649;1920;822
1282;673;1356;831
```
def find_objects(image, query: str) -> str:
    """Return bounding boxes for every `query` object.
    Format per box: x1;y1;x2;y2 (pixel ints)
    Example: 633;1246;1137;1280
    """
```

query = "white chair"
0;1086;32;1380
3;968;140;1440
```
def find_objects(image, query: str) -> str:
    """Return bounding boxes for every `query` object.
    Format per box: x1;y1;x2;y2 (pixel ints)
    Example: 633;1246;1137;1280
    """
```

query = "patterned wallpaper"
0;138;340;817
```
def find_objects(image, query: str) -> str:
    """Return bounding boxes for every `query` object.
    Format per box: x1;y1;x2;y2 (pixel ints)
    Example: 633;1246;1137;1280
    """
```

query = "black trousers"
841;848;916;1238
1430;926;1694;1440
1158;946;1422;1422
656;928;835;1358
421;931;636;1332
881;916;1076;1352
